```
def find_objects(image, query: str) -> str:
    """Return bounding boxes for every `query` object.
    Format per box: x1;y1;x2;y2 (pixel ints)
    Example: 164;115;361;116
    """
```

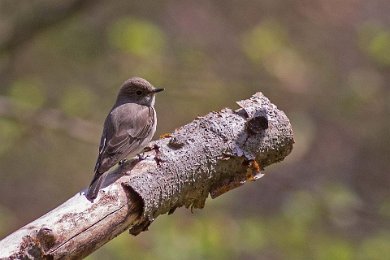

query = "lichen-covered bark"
0;92;293;259
125;92;293;234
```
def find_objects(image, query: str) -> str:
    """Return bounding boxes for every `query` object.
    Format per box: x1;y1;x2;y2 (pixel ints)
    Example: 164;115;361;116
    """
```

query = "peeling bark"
0;92;294;259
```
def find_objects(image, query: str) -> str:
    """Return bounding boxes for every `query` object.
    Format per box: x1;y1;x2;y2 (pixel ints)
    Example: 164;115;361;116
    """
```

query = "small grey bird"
86;77;164;200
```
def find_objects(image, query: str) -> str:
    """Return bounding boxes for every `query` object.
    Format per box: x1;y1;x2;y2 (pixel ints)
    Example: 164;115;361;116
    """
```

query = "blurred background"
0;0;389;259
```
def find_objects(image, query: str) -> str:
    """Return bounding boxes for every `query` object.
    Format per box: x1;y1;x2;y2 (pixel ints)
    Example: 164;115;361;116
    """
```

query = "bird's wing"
88;116;114;200
95;104;154;172
106;104;154;154
88;104;155;200
92;115;113;174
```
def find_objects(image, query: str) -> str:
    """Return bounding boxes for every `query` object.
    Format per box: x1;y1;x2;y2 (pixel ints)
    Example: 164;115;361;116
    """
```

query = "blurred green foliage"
0;0;389;259
60;86;97;117
359;24;390;66
8;78;46;110
108;17;166;58
242;20;288;63
0;119;23;156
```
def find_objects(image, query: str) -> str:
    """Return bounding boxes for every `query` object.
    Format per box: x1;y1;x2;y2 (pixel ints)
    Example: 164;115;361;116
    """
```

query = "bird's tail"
86;173;106;201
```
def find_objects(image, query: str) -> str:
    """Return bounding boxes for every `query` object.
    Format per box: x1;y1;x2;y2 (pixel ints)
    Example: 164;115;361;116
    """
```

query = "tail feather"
86;173;106;201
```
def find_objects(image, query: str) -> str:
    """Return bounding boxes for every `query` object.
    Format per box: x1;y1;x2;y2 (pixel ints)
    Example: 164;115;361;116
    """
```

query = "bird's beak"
152;88;164;93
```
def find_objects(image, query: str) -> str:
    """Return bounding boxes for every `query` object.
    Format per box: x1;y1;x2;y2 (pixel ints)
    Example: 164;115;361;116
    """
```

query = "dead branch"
0;92;294;259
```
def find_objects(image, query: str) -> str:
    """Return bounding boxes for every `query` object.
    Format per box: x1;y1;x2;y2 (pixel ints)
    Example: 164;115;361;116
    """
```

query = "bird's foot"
140;144;164;165
137;153;149;161
142;143;160;153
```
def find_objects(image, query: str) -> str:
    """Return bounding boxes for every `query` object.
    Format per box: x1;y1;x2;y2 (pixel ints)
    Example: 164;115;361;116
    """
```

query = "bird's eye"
136;90;142;95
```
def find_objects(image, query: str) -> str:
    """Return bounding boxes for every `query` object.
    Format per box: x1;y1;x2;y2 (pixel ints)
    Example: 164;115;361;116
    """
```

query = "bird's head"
117;77;164;106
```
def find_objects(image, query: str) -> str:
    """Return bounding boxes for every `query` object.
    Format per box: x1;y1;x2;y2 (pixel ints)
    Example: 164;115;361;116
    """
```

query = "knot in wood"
246;114;268;134
168;136;186;149
37;227;56;251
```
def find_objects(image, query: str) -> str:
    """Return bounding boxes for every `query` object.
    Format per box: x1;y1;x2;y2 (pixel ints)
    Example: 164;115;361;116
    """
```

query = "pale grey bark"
0;92;294;259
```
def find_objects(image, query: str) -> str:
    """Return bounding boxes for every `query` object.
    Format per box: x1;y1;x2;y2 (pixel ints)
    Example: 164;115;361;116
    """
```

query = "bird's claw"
141;144;164;165
138;153;148;161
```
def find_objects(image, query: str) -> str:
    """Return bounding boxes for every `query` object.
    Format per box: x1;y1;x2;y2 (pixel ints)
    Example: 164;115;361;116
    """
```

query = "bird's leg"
119;159;127;166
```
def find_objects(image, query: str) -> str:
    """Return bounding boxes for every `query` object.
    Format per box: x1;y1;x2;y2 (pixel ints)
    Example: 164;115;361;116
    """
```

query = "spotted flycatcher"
86;77;164;200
